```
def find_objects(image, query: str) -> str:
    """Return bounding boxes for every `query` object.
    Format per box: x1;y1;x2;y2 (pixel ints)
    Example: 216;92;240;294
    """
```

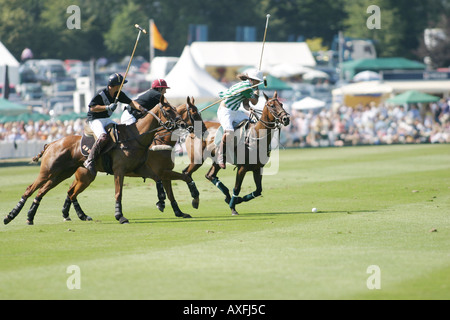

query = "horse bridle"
250;98;290;130
148;102;179;131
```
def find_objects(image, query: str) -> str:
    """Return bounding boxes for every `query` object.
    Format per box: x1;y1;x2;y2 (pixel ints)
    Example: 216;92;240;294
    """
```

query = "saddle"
80;123;121;175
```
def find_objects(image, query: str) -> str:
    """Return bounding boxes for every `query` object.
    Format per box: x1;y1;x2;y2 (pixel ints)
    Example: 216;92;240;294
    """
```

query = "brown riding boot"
84;133;109;176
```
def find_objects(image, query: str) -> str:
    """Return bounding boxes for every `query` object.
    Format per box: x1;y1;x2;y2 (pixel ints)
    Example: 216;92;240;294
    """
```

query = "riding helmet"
151;79;170;89
108;73;128;87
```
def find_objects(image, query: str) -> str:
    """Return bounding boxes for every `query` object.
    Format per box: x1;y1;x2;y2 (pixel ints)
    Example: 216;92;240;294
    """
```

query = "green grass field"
0;144;449;300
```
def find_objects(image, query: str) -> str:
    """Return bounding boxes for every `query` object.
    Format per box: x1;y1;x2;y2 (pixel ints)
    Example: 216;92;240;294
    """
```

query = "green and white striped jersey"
219;80;258;111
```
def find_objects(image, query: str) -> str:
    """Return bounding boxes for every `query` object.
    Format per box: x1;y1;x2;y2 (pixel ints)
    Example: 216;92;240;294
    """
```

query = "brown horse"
4;98;184;225
183;91;290;215
61;97;206;220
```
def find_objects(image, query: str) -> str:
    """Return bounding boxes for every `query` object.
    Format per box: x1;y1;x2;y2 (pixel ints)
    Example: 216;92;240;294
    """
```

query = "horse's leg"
26;169;77;225
228;166;248;216
114;174;129;224
160;168;200;211
162;180;192;219
133;163;166;212
4;181;40;224
205;164;231;204
66;168;94;221
234;168;263;207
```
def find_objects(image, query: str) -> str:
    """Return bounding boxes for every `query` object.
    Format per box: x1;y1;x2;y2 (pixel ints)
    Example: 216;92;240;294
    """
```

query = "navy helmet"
108;73;127;87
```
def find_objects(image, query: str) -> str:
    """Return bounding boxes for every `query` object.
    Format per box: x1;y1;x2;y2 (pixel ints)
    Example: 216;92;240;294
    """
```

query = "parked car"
19;83;44;100
35;59;68;84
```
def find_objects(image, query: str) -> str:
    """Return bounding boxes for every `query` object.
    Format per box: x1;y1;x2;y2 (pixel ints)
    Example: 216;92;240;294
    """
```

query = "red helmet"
151;79;170;89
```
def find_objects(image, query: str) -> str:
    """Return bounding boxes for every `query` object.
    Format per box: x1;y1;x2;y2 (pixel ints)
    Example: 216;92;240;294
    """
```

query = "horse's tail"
31;144;50;163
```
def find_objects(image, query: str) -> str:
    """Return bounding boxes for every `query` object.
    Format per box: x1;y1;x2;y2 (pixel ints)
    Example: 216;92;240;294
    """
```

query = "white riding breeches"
217;103;249;132
88;118;116;138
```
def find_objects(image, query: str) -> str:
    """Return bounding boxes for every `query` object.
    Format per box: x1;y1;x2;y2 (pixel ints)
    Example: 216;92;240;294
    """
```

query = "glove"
106;103;117;116
138;105;148;114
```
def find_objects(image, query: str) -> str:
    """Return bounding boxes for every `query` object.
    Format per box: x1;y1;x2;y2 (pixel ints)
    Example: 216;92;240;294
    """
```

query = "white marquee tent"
165;46;227;104
190;42;316;69
0;41;20;86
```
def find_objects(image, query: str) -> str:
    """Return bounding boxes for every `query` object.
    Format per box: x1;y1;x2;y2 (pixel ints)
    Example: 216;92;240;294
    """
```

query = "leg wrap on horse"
156;180;166;202
211;177;230;196
73;200;89;221
211;177;231;204
187;181;199;199
171;201;182;216
243;190;262;202
114;201;123;220
8;197;26;221
62;196;72;219
27;197;42;224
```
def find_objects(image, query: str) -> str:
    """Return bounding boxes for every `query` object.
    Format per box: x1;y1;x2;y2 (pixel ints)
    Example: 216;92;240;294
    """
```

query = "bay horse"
183;91;290;216
4;98;184;225
60;97;206;220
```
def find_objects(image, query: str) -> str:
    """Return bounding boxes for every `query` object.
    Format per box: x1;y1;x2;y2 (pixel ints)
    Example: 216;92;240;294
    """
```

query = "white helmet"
246;68;263;82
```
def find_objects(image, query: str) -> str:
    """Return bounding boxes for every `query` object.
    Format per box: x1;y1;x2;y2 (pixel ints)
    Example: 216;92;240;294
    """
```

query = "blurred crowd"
1;99;450;149
0;119;85;143
284;99;450;147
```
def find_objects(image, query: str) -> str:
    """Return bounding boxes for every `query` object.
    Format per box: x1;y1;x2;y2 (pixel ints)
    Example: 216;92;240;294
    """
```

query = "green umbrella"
386;90;440;104
56;112;86;121
16;113;51;122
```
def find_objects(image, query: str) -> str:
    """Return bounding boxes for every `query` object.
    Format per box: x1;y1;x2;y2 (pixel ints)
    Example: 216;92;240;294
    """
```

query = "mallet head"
134;24;147;34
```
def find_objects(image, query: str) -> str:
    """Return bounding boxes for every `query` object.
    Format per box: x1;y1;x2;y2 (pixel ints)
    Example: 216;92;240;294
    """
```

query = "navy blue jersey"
87;88;132;121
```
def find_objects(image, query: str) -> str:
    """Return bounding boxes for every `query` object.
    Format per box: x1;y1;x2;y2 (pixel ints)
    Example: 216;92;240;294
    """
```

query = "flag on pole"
151;20;168;51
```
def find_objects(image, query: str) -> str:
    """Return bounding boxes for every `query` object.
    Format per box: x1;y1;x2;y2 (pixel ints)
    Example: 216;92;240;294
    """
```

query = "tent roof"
386;90;440;104
342;57;426;78
165;46;227;103
0;98;29;116
332;81;393;96
292;97;326;110
265;75;292;91
190;42;316;69
0;41;19;67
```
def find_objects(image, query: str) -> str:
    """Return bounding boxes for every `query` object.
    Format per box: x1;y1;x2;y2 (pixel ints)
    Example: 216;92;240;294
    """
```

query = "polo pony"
4;97;184;225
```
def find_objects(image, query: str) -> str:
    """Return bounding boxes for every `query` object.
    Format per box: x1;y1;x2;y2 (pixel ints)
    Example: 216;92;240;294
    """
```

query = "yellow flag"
151;21;168;51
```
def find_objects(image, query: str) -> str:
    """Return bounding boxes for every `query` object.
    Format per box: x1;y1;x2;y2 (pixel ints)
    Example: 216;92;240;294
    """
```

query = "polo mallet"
114;24;148;103
259;14;271;71
200;15;270;113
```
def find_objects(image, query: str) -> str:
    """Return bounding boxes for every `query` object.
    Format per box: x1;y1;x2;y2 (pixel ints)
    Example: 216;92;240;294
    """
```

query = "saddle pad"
80;134;114;175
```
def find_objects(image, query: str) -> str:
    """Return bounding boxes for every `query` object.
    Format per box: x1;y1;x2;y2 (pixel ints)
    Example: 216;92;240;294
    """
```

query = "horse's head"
262;91;290;127
177;96;207;136
158;95;187;131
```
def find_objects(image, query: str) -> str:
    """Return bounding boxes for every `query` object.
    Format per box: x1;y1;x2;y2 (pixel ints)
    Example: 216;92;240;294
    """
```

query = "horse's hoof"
231;209;239;216
4;215;12;225
156;201;165;213
64;217;72;222
26;220;34;225
85;216;93;221
182;213;192;219
119;216;129;224
192;198;199;209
